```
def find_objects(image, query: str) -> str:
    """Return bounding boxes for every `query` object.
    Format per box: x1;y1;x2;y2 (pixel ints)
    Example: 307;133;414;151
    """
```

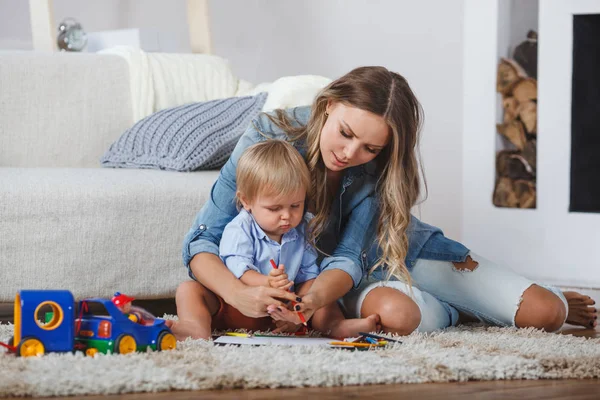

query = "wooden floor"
37;378;600;400
1;302;599;399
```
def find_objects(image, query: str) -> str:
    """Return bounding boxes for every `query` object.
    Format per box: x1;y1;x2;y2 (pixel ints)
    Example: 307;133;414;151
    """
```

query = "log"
513;30;538;79
493;177;519;208
522;139;537;173
502;96;519;123
514;179;536;208
496;121;527;150
496;150;535;180
496;58;526;95
512;78;537;103
492;177;536;208
517;101;537;134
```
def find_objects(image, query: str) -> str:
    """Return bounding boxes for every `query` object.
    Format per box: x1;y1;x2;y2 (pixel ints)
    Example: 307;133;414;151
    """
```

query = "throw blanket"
99;47;331;123
100;46;241;122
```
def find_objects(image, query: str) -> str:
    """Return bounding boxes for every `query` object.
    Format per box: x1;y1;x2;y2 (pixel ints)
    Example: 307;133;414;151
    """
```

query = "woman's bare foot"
327;314;381;339
564;291;597;328
165;319;211;341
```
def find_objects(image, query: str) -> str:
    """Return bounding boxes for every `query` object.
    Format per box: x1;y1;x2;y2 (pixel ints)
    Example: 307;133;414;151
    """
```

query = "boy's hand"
268;264;293;291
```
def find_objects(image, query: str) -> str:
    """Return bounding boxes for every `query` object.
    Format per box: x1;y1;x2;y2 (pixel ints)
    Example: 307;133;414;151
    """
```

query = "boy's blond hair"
236;139;310;208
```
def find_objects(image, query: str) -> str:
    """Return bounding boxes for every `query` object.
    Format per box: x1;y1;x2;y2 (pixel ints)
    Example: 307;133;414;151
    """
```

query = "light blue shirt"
219;209;320;289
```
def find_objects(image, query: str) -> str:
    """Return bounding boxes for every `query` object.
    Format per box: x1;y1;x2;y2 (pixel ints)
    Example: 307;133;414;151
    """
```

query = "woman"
172;67;596;339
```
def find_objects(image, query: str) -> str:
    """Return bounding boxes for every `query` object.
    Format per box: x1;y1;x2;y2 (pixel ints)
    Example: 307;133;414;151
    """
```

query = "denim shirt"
182;106;469;287
219;209;319;290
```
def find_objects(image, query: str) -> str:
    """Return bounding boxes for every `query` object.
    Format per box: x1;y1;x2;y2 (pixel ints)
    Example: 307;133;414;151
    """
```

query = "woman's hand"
191;253;299;318
228;284;299;318
293;291;320;316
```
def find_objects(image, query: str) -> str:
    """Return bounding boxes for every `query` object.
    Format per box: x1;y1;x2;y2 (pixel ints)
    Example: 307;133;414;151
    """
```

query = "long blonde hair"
266;66;424;284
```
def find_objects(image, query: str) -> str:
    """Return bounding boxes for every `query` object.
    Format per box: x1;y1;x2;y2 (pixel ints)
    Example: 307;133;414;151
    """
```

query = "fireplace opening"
570;14;600;213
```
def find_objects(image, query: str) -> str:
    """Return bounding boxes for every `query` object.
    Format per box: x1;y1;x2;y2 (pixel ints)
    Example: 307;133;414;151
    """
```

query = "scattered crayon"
358;331;401;344
225;332;252;338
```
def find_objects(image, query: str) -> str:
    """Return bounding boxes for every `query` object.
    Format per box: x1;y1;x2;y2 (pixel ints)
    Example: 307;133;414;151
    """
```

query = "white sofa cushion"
237;75;332;111
0;53;132;168
0;167;219;301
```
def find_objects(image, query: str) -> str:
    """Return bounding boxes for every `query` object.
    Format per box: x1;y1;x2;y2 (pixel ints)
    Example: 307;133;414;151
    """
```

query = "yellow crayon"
329;341;375;348
225;332;252;338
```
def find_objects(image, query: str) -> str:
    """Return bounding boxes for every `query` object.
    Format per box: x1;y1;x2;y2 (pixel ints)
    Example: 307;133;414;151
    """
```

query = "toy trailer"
12;290;76;357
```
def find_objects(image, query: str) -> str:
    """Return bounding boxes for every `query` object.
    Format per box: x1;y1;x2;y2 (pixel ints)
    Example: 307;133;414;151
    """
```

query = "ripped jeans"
339;252;569;333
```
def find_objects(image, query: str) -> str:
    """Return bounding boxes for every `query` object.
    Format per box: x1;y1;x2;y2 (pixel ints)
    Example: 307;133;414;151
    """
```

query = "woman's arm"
298;195;379;313
295;269;353;315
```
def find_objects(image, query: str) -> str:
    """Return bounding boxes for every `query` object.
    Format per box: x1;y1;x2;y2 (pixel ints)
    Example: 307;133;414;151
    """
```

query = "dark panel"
570;14;600;212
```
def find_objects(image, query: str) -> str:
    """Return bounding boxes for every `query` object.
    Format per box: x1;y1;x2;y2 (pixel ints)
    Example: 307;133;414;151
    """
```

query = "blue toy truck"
9;290;176;357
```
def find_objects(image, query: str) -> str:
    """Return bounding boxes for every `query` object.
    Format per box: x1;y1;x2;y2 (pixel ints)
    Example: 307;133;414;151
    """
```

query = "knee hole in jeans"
452;255;479;272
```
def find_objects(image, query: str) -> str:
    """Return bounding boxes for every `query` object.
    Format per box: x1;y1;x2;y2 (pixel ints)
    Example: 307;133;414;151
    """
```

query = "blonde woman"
174;67;596;338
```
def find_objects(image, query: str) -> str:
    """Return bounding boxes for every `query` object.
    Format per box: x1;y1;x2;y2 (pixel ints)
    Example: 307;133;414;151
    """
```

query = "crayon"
329;341;377;348
270;258;308;327
225;332;252;338
358;331;401;344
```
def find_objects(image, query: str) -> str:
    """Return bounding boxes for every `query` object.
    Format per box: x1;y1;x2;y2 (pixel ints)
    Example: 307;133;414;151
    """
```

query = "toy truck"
8;290;176;357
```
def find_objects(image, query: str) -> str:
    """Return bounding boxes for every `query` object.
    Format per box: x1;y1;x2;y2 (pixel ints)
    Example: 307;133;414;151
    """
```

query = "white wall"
463;0;600;288
0;0;465;240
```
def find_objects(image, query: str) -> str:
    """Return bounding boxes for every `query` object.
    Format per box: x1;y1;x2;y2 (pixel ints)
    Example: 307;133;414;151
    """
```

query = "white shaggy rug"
1;321;599;397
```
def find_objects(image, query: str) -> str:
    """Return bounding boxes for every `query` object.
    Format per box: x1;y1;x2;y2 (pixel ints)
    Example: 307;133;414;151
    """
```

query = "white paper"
214;336;334;346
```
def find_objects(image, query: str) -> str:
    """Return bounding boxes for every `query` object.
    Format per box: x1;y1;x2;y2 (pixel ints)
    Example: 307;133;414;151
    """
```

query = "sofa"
0;49;329;302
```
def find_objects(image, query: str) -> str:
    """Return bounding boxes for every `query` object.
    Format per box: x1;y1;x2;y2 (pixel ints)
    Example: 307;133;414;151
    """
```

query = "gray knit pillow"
101;92;268;171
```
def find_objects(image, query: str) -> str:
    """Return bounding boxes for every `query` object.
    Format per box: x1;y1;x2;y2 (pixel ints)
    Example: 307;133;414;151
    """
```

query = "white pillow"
238;75;332;112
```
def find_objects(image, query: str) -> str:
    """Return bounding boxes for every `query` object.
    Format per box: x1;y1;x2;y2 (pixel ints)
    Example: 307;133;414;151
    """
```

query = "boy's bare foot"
327;314;381;339
564;291;597;328
165;319;211;341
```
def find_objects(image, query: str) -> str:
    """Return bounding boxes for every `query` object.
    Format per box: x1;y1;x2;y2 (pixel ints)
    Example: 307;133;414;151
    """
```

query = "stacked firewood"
493;31;538;209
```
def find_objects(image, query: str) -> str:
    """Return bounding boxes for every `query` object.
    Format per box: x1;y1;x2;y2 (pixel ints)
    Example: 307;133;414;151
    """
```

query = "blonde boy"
217;139;319;332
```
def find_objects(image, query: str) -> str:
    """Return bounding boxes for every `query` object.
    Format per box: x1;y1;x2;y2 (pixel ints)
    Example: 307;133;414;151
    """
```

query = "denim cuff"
320;256;363;288
185;239;220;281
